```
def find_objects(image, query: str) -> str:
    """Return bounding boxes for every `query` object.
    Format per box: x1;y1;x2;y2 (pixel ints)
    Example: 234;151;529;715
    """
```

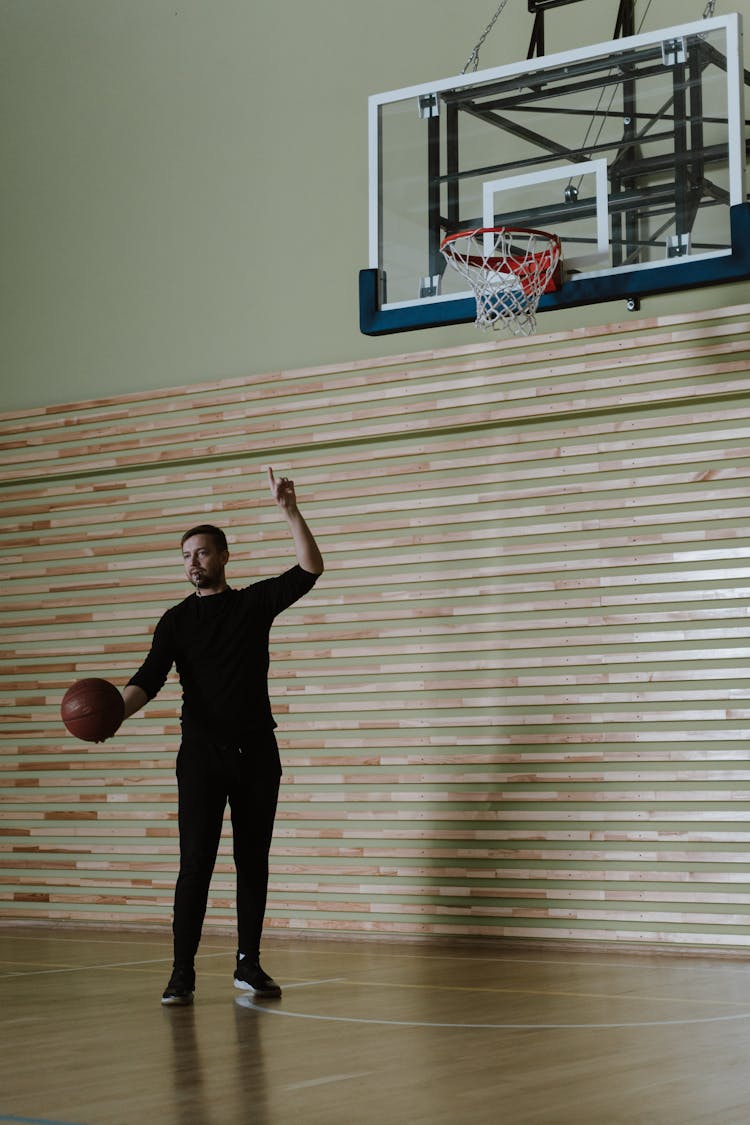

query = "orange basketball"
61;678;124;743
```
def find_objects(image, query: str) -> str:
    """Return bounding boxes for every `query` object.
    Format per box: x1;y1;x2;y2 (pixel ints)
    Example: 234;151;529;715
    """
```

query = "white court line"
283;977;347;990
235;995;750;1030
4;930;748;977
0;949;236;980
0;956;173;979
0;960;341;987
247;943;750;977
284;1070;373;1091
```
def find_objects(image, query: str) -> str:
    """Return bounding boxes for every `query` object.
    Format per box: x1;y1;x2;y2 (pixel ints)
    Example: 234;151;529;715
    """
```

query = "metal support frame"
428;32;738;282
421;112;442;297
527;0;634;59
526;2;638;265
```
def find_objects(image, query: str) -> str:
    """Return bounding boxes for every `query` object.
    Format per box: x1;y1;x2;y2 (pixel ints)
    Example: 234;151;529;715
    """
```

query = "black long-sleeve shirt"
128;564;318;742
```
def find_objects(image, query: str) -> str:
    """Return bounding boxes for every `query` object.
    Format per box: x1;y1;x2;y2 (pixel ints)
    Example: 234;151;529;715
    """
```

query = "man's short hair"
180;524;228;552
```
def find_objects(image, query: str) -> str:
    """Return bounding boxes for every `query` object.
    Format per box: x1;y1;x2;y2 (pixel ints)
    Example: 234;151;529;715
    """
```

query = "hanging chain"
462;0;511;74
703;0;716;16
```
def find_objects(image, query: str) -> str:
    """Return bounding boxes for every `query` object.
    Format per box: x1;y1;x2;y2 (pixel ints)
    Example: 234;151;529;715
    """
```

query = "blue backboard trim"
360;202;750;336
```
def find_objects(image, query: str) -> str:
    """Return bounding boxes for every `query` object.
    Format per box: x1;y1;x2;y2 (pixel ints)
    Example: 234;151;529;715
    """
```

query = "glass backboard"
360;12;749;334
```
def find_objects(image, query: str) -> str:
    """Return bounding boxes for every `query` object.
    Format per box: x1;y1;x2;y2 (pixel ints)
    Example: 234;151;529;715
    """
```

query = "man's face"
182;534;229;594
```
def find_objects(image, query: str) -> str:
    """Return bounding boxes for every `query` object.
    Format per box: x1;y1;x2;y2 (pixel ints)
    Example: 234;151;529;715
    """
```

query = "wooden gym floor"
2;926;750;1125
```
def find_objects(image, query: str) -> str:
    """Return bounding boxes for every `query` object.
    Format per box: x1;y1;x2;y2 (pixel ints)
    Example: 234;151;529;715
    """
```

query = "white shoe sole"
233;977;281;998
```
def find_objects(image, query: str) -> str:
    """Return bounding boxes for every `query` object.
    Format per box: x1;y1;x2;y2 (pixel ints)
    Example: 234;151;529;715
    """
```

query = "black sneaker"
233;956;281;998
161;963;195;1006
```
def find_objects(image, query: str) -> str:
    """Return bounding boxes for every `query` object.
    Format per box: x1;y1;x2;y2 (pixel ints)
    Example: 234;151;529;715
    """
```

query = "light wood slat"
3;361;750;483
6;621;750;658
10;796;750;826
2;311;747;439
7;753;750;777
4;885;750;932
15;579;750;627
7;565;750;608
5;433;750;509
3;302;750;945
0;315;737;430
5;447;750;553
7;528;750;586
7;786;750;803
2;341;748;474
6;665;750;696
4;468;744;527
6;745;750;766
4;299;750;428
7;667;750;706
6;854;750;885
10;875;750;913
6;478;750;555
4;426;750;536
7;592;750;633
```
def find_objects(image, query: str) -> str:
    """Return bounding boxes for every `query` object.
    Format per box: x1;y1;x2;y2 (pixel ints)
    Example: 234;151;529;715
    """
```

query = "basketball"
61;678;124;743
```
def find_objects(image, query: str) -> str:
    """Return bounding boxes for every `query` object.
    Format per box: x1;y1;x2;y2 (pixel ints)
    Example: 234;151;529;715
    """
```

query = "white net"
440;227;561;336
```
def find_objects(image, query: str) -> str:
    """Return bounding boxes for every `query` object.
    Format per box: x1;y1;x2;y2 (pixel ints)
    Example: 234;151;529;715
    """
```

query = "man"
121;467;324;1005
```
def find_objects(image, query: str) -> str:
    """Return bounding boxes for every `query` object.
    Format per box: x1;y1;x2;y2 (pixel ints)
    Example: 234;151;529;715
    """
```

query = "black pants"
172;733;281;966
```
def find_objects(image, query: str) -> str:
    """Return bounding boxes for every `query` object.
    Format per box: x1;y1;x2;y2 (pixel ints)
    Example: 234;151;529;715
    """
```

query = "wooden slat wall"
2;302;750;947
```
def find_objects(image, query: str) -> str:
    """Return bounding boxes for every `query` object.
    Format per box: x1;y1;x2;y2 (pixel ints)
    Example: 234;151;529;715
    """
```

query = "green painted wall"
1;0;746;411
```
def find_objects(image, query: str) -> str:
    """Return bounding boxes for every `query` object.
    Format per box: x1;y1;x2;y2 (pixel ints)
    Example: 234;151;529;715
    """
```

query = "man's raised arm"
267;467;324;576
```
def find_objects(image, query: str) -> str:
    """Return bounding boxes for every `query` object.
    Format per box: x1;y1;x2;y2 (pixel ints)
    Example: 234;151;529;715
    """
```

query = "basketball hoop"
440;227;562;336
